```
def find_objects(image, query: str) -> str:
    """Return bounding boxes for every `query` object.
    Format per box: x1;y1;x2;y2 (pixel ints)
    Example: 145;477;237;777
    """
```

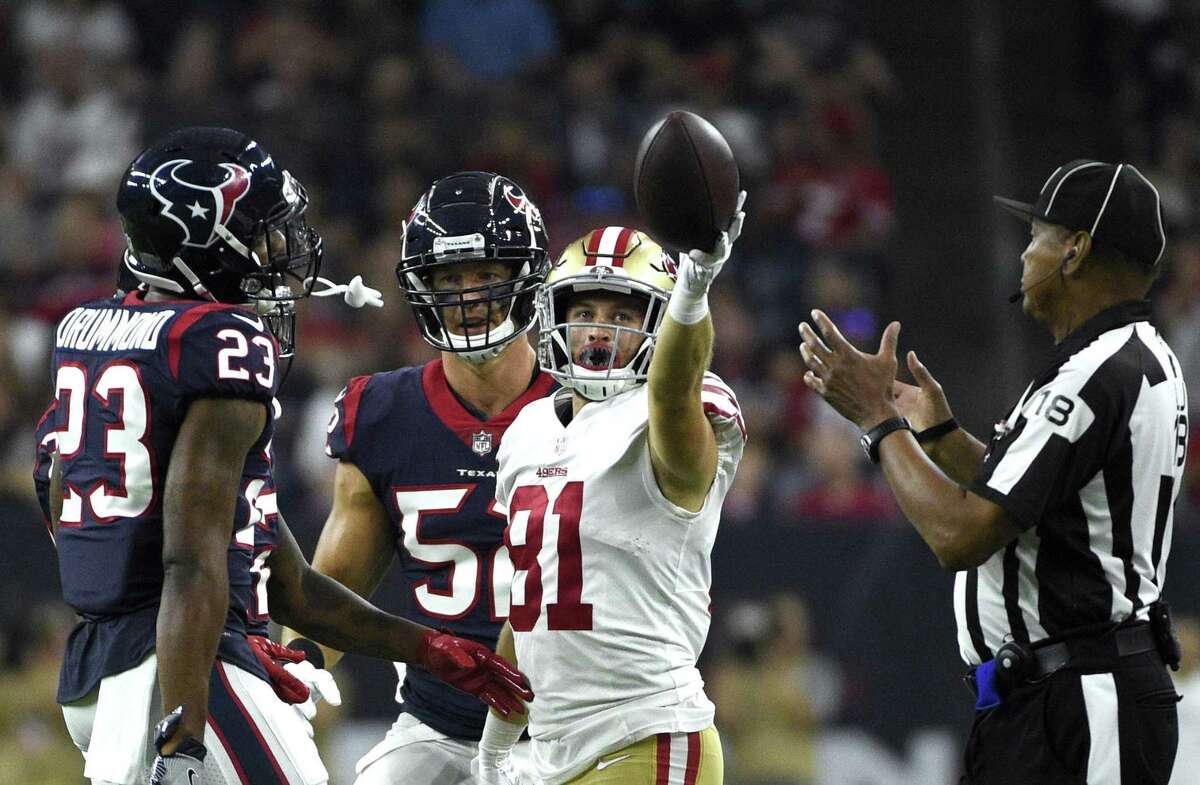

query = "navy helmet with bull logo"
117;126;322;355
396;171;551;363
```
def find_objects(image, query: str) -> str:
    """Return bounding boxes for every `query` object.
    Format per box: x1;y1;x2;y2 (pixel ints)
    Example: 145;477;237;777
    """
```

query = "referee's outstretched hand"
893;350;955;432
798;309;901;430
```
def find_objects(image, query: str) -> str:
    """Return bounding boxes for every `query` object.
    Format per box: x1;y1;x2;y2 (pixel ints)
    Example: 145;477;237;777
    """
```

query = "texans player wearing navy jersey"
284;171;554;785
34;132;531;785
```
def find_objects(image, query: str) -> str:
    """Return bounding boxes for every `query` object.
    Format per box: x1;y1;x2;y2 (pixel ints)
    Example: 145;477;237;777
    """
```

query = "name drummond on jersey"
56;308;173;352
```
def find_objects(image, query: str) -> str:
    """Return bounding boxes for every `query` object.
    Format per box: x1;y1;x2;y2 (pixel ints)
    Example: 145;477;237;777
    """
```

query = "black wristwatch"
860;416;911;463
153;705;207;760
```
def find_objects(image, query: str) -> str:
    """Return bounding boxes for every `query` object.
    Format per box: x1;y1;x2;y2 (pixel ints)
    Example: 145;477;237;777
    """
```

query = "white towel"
84;653;159;785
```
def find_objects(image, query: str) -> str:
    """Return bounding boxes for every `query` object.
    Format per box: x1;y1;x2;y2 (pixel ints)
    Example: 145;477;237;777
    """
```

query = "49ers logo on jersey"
149;159;251;249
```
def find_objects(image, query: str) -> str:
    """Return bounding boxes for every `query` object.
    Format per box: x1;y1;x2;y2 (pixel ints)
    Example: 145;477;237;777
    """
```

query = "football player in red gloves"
35;129;531;785
245;513;532;723
284;172;555;785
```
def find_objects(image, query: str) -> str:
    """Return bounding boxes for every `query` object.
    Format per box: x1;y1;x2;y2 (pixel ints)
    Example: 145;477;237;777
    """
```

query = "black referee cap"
994;160;1166;267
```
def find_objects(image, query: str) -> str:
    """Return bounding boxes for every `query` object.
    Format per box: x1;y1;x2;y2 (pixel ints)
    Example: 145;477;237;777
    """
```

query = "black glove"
150;706;207;785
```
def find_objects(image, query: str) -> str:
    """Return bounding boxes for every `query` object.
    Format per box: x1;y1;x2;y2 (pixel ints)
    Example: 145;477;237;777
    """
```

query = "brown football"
633;110;740;252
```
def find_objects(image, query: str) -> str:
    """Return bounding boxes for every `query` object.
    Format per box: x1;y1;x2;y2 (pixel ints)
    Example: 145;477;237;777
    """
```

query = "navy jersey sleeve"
969;363;1114;530
32;399;58;525
325;374;373;462
168;306;280;402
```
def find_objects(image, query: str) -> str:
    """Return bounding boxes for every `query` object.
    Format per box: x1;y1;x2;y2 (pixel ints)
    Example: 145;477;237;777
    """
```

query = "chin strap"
307;275;384;308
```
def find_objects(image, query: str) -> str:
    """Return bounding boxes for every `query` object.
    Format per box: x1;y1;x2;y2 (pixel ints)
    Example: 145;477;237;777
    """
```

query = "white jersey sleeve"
635;371;747;521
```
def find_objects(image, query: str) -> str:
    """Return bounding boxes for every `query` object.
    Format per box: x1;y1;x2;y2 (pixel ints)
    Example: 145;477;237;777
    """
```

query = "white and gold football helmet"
537;226;678;400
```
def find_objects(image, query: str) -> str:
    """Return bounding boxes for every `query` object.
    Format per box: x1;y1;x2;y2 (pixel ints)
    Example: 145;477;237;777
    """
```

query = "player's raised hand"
682;190;747;287
419;630;534;717
893;350;954;432
798;310;901;430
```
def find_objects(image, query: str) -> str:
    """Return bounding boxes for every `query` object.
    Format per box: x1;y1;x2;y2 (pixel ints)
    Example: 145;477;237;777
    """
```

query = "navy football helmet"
117;126;322;356
397;172;550;363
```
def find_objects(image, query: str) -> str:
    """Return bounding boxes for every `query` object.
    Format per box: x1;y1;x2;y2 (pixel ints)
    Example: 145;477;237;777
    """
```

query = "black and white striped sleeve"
969;362;1115;530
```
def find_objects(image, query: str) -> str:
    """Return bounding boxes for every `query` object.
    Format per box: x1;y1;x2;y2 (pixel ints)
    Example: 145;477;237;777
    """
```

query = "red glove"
247;635;310;704
418;630;534;717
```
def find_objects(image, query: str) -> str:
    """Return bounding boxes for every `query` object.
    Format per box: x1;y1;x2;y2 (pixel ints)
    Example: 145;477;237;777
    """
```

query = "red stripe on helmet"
584;228;605;265
611;227;635;266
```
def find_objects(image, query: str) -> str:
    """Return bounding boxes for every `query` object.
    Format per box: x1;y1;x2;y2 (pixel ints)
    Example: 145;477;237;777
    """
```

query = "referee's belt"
1026;622;1158;677
966;622;1166;709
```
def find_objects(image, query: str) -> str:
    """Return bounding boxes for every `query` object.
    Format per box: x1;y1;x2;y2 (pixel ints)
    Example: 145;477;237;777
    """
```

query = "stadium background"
3;1;1200;783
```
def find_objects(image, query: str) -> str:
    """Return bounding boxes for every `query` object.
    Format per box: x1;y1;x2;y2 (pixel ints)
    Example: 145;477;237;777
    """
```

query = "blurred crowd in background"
3;1;1200;783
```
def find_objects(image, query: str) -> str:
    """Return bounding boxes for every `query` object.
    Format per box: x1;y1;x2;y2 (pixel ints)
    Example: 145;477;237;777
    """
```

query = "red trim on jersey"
702;383;747;440
703;400;746;434
33;399;56;443
123;289;214;307
683;732;701;785
702;383;740;407
166;302;237;379
656;734;672;785
340;375;371;451
421;359;556;451
205;716;251;785
214;662;290;784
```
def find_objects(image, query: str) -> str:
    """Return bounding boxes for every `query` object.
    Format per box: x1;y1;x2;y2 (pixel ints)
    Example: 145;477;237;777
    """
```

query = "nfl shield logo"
472;430;494;456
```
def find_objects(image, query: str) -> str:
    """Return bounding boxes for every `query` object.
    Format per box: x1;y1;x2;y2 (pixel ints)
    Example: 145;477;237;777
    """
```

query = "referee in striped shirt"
797;160;1185;785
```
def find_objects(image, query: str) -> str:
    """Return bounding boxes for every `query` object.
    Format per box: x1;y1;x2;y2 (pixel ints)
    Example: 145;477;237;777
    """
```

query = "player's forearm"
282;626;344;671
486;622;529;725
156;558;227;746
478;627;527;764
926;428;988;485
157;398;264;748
274;566;428;664
648;312;712;404
290;468;398;672
646;313;719;503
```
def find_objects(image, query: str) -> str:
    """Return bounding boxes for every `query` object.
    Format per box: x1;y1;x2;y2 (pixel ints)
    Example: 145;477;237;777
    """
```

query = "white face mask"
443;316;520;364
535;279;667;400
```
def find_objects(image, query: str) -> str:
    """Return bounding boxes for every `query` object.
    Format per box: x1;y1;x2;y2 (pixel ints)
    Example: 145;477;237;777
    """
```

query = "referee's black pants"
963;650;1178;784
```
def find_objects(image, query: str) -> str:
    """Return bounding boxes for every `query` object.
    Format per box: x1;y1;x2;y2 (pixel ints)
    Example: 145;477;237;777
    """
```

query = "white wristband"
667;282;710;325
478;710;525;767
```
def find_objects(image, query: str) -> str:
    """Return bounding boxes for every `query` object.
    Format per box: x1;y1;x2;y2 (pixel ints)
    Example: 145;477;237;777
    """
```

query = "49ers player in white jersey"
473;197;748;785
